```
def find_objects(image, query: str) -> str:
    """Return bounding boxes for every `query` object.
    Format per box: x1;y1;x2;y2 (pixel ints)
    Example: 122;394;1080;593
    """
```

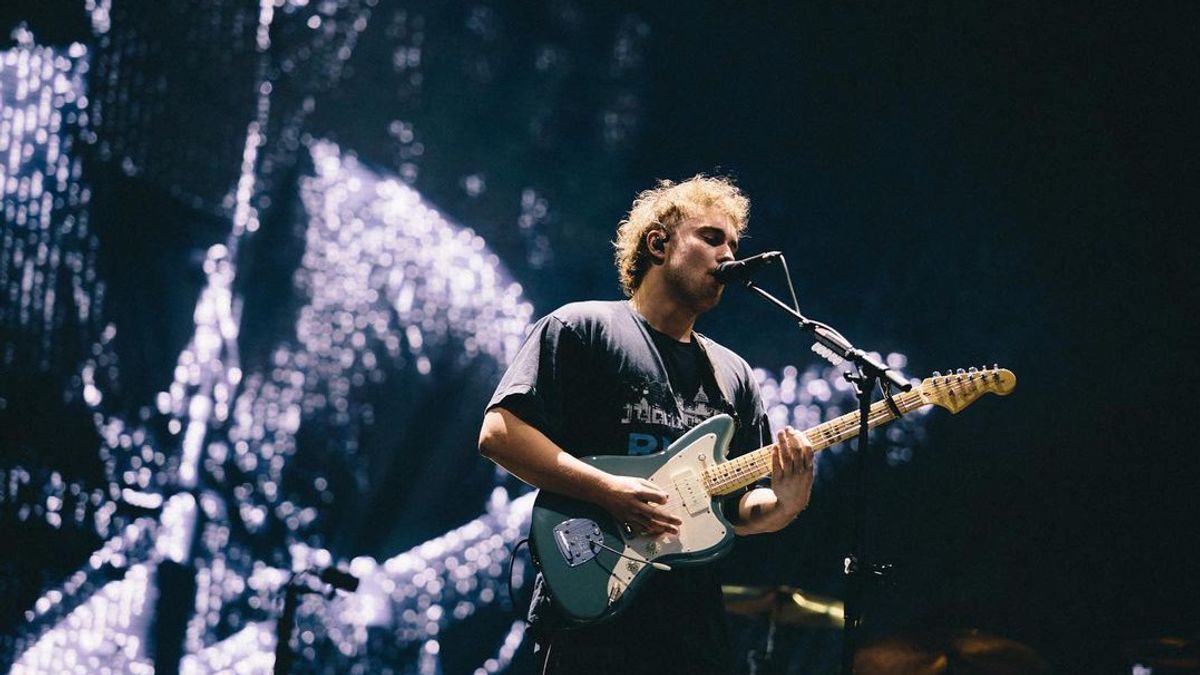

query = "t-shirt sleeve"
485;313;585;444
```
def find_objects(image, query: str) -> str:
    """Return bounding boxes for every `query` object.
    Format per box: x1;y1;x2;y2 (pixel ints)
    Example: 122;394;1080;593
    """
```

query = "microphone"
713;251;782;285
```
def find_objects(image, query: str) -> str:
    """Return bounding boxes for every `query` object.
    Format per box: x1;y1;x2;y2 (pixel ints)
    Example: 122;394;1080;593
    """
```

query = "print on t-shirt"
619;377;727;456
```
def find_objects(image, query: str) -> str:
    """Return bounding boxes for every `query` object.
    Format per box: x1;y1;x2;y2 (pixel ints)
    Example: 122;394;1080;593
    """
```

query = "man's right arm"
478;407;680;535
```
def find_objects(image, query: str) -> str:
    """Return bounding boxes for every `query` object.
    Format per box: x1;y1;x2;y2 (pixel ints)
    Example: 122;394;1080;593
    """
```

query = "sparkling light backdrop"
1;10;930;670
16;1;1163;673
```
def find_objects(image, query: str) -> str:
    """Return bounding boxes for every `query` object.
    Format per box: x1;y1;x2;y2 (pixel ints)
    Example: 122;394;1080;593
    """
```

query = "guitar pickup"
552;518;605;567
672;469;709;516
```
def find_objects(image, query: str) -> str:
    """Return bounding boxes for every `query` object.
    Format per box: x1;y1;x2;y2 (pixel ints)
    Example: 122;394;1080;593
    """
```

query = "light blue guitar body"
529;414;739;625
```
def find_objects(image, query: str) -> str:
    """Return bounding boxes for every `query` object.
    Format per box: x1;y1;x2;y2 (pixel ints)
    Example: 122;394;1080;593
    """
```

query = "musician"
478;174;816;674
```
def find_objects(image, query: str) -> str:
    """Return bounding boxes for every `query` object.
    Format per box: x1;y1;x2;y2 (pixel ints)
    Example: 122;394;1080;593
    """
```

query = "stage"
1;2;1196;673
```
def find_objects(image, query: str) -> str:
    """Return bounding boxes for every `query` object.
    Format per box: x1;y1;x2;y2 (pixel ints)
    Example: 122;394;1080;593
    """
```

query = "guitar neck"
704;388;926;496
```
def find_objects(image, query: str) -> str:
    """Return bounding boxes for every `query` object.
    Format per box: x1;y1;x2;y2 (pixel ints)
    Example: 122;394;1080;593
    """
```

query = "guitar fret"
702;373;1015;494
704;388;931;496
701;370;1016;495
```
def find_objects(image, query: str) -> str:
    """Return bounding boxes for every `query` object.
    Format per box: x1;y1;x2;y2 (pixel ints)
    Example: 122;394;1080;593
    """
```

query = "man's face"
660;207;740;314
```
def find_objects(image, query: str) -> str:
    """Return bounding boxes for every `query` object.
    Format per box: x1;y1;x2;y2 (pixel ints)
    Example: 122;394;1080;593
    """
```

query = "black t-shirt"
488;300;767;461
487;300;771;674
645;322;727;429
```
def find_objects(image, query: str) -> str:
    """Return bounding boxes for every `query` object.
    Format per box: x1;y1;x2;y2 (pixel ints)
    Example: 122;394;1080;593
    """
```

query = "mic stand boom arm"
738;280;911;393
735;277;909;675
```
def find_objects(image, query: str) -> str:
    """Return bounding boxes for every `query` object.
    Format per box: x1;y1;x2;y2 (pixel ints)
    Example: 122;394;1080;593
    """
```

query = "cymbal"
853;629;1051;675
1124;637;1200;670
721;585;845;628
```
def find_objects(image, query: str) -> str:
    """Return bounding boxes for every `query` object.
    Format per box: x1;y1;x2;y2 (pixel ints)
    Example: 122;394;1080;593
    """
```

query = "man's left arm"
733;426;815;535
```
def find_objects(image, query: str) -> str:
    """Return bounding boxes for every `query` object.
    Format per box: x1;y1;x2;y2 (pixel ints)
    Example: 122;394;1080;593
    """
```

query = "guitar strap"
691;334;734;406
692;333;744;432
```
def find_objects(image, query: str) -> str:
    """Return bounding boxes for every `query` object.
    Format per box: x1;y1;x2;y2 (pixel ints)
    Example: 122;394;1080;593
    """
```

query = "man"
479;174;815;674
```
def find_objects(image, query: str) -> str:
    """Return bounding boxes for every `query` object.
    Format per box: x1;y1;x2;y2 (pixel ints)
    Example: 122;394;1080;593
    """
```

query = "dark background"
2;2;1197;673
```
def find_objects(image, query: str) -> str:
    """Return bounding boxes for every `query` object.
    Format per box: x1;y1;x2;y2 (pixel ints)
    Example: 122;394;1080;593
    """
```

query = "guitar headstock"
917;365;1016;414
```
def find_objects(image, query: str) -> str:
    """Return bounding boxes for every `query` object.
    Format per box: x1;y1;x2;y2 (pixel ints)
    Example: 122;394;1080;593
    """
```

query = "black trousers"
531;620;734;675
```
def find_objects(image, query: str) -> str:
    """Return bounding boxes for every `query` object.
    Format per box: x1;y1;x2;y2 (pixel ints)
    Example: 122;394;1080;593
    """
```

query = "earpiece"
649;231;669;254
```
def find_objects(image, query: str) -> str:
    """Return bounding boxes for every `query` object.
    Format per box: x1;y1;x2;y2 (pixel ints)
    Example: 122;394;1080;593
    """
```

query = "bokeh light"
2;4;931;673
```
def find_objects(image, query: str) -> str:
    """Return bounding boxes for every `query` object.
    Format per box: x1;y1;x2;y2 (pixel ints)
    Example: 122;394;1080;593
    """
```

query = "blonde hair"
613;174;750;296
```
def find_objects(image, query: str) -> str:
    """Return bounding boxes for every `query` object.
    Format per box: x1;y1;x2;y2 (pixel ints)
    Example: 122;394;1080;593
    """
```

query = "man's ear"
647;230;670;260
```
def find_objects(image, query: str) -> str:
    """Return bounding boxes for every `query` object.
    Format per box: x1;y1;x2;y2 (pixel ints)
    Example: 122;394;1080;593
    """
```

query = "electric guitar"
529;366;1016;625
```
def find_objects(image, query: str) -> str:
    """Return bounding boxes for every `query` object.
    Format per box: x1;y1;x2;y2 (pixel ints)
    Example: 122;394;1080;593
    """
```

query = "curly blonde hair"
613;174;750;296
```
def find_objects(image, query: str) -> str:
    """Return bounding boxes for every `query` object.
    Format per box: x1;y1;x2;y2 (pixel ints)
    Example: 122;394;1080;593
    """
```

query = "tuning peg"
932;370;941;377
956;368;965;374
968;366;977;373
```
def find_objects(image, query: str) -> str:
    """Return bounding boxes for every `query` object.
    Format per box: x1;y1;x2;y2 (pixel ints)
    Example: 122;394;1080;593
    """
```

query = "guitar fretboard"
702;389;925;496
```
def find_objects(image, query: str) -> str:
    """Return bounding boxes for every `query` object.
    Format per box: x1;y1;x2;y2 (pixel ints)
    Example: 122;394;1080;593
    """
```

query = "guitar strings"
701;375;1005;493
703;399;915;493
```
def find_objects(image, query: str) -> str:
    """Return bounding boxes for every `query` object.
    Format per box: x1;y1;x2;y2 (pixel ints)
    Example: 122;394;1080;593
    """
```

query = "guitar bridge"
552;518;605;567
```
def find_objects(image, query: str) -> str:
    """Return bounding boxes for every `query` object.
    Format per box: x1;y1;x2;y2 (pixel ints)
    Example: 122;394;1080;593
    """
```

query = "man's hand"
769;426;816;520
479;409;683;536
599;475;682;537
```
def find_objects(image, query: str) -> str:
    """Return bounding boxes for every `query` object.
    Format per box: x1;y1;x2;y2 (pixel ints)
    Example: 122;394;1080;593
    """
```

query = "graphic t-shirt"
489;300;767;463
644;322;728;435
486;300;771;673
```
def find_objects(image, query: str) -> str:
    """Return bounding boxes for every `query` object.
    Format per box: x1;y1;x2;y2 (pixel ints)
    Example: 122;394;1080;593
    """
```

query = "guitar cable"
507;537;532;619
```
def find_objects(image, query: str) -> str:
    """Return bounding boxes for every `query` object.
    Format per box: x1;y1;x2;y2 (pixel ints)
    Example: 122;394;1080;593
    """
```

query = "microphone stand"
732;273;910;675
274;567;360;675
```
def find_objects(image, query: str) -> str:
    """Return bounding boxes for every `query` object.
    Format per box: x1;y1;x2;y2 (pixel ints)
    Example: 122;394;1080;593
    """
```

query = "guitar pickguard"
619;432;729;564
605;547;646;605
